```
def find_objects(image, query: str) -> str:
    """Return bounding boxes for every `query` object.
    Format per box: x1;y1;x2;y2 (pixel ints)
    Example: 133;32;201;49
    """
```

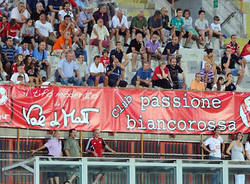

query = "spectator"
59;15;80;37
226;132;245;184
2;37;17;75
131;62;152;88
52;31;72;53
31;130;62;184
246;134;250;160
78;6;95;35
72;33;87;62
35;12;56;45
202;127;225;184
162;36;181;64
17;40;31;56
24;55;41;87
161;7;171;38
10;2;30;24
32;41;51;78
111;9;130;46
190;73;205;91
26;0;45;15
76;54;92;86
106;57;128;87
10;63;29;84
148;10;165;45
12;54;25;73
200;62;214;90
0;57;7;81
240;39;250;62
126;32;146;72
130;10;149;40
166;56;186;89
152;61;172;89
90;18;112;53
224;73;236;91
58;2;74;22
47;0;63;27
195;10;212;46
31;2;45;21
171;8;192;48
212;76;225;91
221;48;244;85
100;49;110;68
210;16;223;48
6;19;21;43
57;50;81;86
0;15;8;42
146;32;163;64
20;18;35;48
93;4;109;29
89;55;107;86
183;9;200;46
85;129;116;184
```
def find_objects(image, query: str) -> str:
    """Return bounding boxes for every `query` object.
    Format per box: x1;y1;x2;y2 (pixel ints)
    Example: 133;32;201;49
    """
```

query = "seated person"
20;18;36;48
200;63;214;90
210;16;223;48
190;73;205;91
213;76;225;91
10;2;30;24
47;0;63;27
30;2;45;21
146;32;163;64
58;2;74;22
240;39;250;62
224;73;236;91
161;7;171;34
24;55;41;87
89;55;108;86
126;32;146;72
195;10;212;46
59;15;79;38
100;49;110;68
90;18;112;53
106;57;128;88
152;61;172;89
52;31;72;54
6;19;21;43
93;4;109;29
72;33;88;62
166;56;186;89
76;54;93;86
162;36;181;64
0;16;8;43
78;6;94;35
27;0;46;16
111;9;130;46
131;62;152;88
130;11;149;40
221;48;245;85
57;50;81;86
11;63;30;84
148;10;165;45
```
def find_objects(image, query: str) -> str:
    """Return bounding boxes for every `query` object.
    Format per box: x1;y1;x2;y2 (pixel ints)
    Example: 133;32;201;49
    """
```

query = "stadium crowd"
0;0;249;92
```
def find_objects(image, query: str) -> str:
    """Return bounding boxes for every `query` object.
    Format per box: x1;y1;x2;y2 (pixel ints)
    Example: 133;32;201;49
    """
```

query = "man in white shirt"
90;18;112;53
76;54;93;86
111;9;130;46
58;2;74;22
35;12;57;45
89;55;108;86
11;63;29;84
10;2;30;24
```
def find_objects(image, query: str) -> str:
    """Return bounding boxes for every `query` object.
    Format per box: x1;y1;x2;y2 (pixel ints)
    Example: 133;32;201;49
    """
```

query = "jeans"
60;77;80;86
209;156;221;184
79;77;94;86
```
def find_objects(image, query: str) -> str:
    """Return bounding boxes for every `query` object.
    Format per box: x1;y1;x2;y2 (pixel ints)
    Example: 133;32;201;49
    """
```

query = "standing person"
31;130;62;184
64;129;81;184
85;129;116;184
226;132;245;184
202;127;225;184
245;134;250;160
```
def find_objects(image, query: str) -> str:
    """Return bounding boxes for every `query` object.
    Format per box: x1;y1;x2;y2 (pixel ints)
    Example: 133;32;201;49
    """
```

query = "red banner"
0;84;249;134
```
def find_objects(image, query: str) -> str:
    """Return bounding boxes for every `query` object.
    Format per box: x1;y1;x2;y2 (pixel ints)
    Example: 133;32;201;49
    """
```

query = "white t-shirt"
245;142;250;157
203;135;224;158
11;73;29;84
10;7;30;22
58;10;74;21
112;15;129;29
35;20;53;37
210;23;221;32
90;24;109;40
89;62;105;74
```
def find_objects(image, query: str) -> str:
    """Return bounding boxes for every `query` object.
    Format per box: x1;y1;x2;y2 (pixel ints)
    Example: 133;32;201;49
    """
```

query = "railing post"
34;156;40;184
222;160;229;184
129;158;136;184
82;157;88;184
176;159;183;184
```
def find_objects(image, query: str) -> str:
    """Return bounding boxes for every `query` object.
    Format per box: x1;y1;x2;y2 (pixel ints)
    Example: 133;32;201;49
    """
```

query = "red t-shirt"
152;65;169;81
241;44;250;57
6;23;21;37
12;63;25;73
86;137;106;157
100;56;110;68
0;22;8;37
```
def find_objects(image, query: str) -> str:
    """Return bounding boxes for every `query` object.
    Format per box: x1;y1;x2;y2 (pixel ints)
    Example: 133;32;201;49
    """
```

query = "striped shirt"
226;42;239;56
200;69;214;83
1;44;16;63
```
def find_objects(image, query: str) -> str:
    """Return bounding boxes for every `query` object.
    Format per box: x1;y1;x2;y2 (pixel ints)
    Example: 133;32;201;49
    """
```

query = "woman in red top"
0;16;8;42
241;40;250;62
152;61;173;89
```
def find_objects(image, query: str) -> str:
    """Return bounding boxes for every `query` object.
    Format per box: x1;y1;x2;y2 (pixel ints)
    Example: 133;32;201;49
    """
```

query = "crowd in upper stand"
0;0;249;91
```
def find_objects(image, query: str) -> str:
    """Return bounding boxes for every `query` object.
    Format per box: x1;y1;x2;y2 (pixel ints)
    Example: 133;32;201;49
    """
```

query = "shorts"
183;31;190;38
223;68;239;76
88;75;104;84
48;171;59;178
175;30;182;37
129;28;146;37
119;29;127;36
89;39;110;48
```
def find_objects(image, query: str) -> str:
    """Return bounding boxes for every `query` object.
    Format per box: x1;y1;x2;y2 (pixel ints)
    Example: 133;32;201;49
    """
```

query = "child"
210;16;223;48
0;16;8;42
100;49;110;68
20;18;35;48
6;19;21;44
12;54;25;74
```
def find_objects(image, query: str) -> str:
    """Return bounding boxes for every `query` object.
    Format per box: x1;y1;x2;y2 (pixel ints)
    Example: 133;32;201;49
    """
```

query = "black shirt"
225;82;236;91
127;39;144;54
166;64;183;82
163;42;180;55
110;49;124;64
162;15;170;30
221;54;240;70
148;16;162;28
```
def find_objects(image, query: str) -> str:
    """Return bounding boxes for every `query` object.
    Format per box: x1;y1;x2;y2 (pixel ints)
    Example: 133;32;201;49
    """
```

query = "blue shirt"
75;0;86;9
106;64;122;81
58;59;79;78
32;48;47;61
1;44;16;63
17;46;30;56
132;67;152;81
